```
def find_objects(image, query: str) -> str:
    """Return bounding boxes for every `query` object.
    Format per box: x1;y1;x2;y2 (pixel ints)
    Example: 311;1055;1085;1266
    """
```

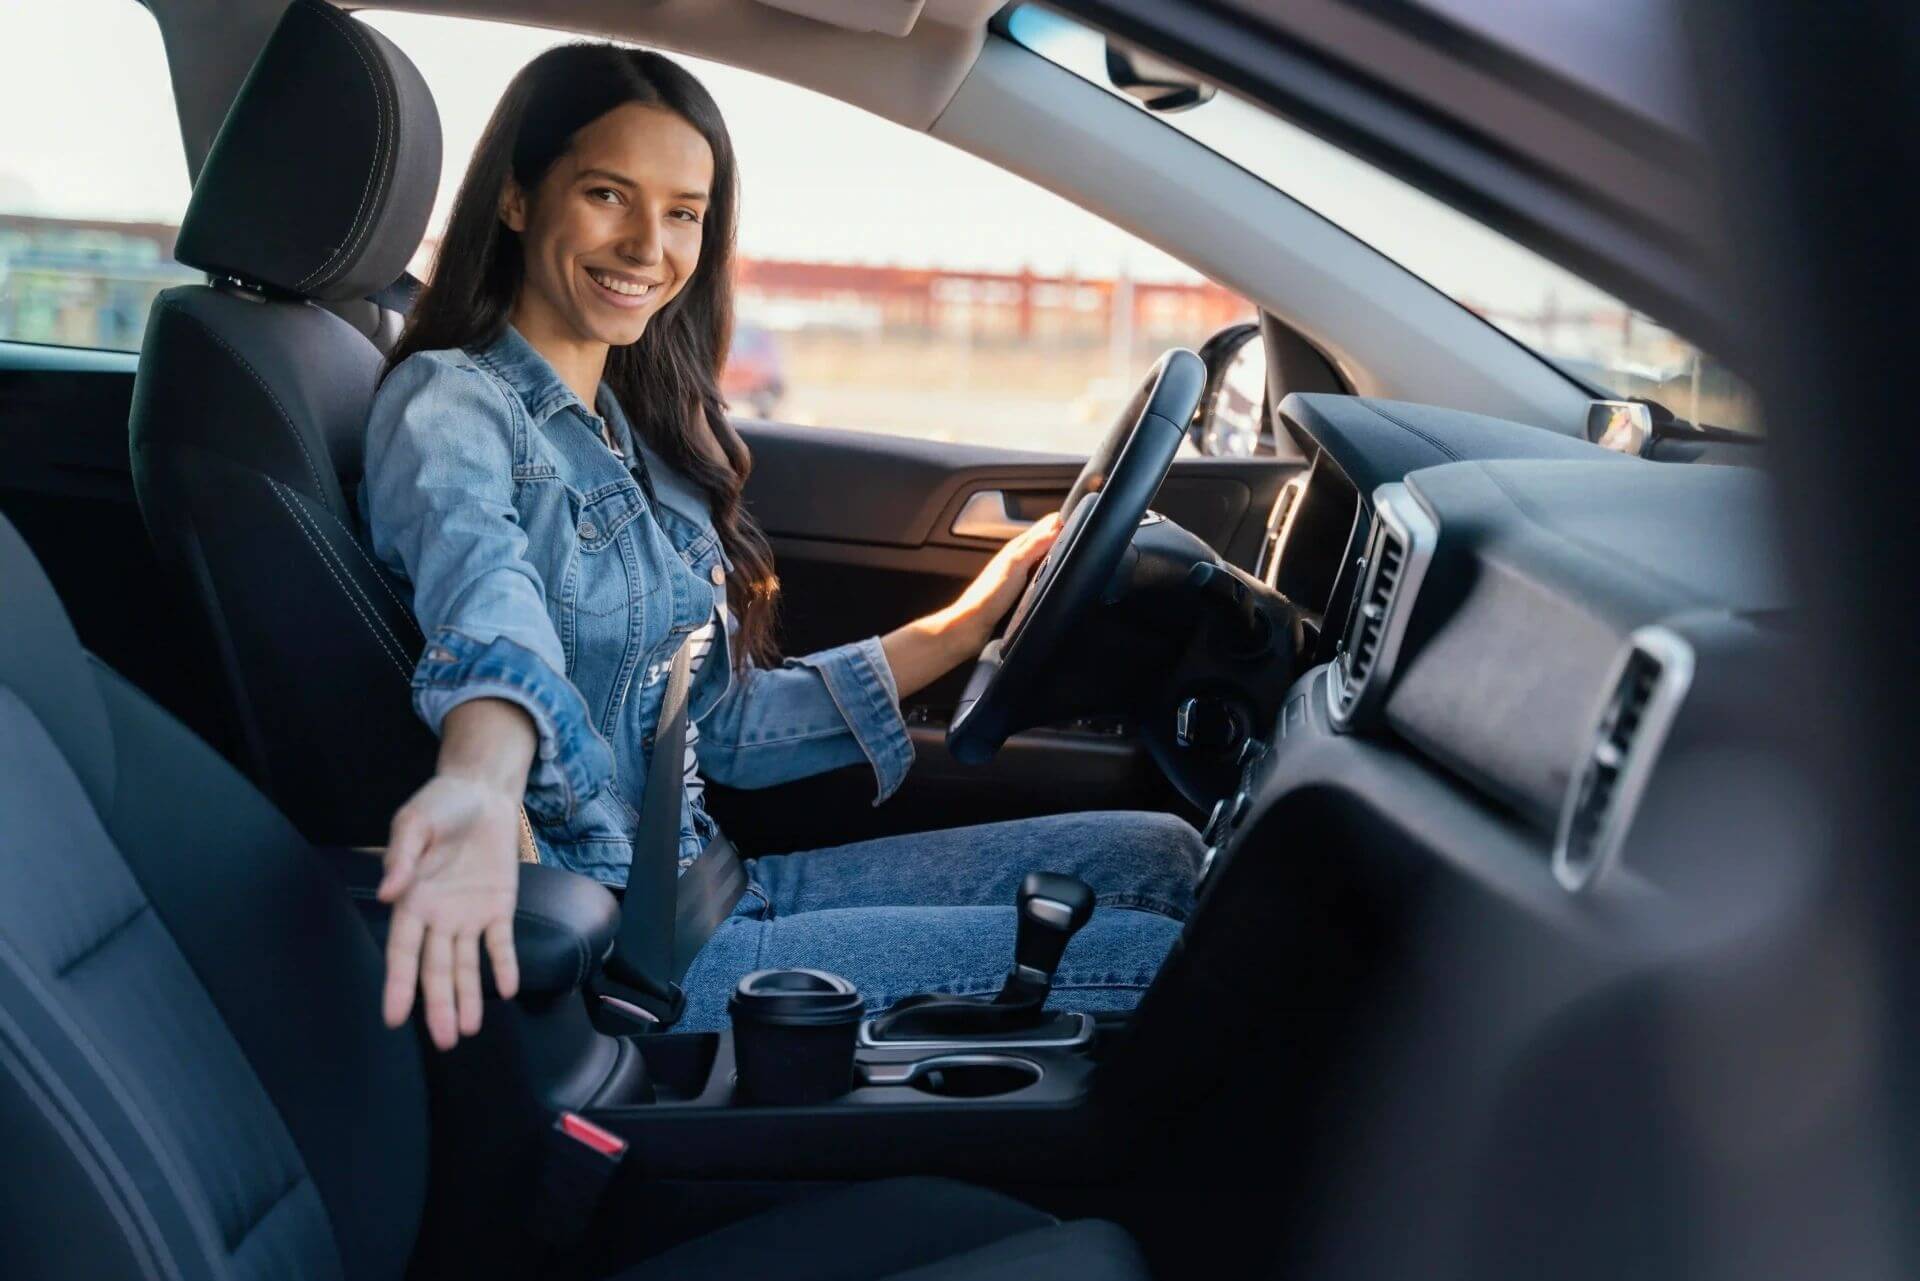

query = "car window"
0;0;195;353
360;10;1249;453
1006;5;1763;437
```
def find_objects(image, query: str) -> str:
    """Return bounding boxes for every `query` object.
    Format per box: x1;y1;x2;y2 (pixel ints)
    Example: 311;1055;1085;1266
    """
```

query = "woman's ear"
499;179;528;233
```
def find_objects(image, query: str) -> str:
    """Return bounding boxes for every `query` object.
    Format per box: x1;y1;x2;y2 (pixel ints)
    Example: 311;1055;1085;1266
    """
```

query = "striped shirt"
681;597;726;820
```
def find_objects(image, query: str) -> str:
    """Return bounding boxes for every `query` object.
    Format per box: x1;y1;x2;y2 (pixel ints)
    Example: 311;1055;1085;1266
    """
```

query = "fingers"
421;927;458;1051
485;917;520;1003
378;808;430;902
1015;512;1063;561
1027;510;1064;545
454;931;484;1038
383;908;424;1029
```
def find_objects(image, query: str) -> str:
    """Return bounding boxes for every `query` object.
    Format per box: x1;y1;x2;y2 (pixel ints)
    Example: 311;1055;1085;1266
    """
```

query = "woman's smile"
584;265;664;308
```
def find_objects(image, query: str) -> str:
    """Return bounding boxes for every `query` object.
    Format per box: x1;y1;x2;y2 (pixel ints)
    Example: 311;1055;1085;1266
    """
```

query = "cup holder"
900;1054;1043;1099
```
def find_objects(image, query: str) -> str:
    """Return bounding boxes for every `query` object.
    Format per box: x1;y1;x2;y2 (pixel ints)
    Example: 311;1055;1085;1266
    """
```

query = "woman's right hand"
379;698;534;1050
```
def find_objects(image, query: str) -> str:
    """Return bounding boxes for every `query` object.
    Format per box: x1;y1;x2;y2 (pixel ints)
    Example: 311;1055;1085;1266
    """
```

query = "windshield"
1006;6;1761;436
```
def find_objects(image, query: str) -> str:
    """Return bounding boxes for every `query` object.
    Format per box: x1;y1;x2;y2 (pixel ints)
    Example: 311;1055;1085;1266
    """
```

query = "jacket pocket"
565;481;654;620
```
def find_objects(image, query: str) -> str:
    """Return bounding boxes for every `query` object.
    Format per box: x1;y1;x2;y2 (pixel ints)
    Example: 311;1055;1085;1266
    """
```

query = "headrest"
0;515;114;815
175;0;441;303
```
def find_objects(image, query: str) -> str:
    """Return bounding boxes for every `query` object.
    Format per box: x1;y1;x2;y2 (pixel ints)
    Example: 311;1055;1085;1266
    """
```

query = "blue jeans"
674;811;1202;1032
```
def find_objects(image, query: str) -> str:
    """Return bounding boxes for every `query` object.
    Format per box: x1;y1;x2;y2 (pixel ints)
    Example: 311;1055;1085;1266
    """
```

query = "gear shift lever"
997;872;1096;1006
865;872;1097;1043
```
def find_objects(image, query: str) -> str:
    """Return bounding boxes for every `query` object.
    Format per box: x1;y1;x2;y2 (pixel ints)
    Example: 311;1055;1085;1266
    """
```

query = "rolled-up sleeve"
695;634;914;803
362;353;612;821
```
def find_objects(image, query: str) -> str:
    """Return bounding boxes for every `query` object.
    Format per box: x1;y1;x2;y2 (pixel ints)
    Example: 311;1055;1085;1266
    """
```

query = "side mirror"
1189;323;1270;457
1106;42;1217;113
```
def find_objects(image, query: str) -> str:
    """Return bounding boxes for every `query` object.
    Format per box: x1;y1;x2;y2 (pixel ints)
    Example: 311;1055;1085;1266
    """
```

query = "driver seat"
130;0;442;843
0;509;1150;1279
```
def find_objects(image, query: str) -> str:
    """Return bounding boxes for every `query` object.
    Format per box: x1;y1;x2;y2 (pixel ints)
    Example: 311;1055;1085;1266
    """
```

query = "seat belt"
599;634;745;1024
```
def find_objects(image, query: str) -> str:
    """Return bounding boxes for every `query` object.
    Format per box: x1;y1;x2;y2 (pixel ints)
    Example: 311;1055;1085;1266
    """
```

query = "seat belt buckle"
533;1111;629;1258
590;967;687;1032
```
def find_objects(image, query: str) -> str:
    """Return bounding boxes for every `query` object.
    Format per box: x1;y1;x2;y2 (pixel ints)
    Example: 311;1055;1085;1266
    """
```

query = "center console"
569;872;1125;1185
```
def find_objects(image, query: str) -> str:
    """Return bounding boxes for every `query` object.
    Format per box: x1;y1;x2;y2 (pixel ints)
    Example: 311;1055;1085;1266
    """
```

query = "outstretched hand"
378;772;522;1051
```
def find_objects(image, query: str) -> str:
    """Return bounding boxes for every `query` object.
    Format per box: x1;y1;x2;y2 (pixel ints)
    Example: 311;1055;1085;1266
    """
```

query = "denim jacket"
359;324;913;886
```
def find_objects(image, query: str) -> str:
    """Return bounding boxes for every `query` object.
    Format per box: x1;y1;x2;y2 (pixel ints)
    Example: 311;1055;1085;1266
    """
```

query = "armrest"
319;847;621;998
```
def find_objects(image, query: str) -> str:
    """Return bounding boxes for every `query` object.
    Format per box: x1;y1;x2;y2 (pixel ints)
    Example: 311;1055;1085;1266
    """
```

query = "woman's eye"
670;209;702;224
588;187;624;205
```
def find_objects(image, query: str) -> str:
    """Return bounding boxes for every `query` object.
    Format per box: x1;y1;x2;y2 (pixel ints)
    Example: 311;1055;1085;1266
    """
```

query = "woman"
360;43;1202;1048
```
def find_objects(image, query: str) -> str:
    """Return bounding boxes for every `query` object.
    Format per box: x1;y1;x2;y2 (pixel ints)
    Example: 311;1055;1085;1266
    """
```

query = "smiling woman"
357;40;1200;1047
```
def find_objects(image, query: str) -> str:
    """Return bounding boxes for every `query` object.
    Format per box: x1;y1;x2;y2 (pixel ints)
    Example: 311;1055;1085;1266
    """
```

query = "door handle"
951;490;1034;541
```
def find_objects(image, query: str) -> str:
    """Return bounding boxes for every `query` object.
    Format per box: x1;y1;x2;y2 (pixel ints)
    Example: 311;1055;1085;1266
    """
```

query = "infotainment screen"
1259;454;1361;621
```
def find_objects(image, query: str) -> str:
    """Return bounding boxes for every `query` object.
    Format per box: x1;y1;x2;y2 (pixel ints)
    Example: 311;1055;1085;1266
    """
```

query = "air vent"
1327;483;1436;731
1553;627;1695;891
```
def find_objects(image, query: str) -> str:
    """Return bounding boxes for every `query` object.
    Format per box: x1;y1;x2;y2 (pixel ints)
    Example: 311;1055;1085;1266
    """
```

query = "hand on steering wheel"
946;348;1207;764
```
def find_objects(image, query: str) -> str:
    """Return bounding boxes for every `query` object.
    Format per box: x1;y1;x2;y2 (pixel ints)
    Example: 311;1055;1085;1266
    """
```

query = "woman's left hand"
880;511;1063;701
947;510;1064;645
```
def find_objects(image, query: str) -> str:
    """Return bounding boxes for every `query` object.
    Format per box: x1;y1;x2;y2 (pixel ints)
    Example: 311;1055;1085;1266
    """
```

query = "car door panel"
713;419;1298;849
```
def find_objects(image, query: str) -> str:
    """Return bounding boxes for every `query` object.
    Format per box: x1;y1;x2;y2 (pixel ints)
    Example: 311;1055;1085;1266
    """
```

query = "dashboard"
1210;391;1786;898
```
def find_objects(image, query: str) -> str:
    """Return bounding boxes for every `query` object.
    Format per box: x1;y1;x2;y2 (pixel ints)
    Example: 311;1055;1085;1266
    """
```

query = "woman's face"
502;101;714;350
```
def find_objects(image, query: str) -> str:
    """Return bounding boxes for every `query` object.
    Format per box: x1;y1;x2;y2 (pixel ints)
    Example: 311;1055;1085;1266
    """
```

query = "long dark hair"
388;42;779;668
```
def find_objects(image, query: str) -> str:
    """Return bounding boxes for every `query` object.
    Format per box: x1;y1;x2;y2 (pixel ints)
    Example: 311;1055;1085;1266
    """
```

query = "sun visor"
753;0;925;37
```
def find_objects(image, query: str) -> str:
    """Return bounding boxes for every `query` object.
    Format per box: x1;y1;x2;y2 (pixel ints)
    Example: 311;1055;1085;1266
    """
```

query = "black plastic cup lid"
728;968;865;1027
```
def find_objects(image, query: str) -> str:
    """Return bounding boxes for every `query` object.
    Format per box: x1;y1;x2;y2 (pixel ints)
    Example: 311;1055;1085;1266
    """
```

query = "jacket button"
709;564;725;584
578;521;598;540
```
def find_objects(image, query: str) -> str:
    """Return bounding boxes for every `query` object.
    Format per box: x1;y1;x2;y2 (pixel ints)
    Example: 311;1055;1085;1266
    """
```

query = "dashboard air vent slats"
1553;627;1695;891
1327;483;1437;731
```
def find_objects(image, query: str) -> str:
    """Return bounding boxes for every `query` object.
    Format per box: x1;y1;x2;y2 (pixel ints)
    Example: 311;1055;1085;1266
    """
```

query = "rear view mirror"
1106;43;1217;113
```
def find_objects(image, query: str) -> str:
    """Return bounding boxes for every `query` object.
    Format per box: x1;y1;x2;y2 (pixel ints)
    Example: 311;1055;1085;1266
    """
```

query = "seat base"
605;1176;1147;1281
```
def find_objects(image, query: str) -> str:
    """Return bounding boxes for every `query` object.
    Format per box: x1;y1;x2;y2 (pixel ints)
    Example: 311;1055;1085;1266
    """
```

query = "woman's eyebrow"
577;167;637;189
578;167;708;202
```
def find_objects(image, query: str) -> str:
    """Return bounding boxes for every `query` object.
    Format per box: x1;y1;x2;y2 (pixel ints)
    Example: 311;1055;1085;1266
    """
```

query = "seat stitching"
272;480;414;668
292;5;388;292
159;304;327;498
273;481;412;679
53;904;150;980
310;10;397;294
266;480;411;681
332;512;418;630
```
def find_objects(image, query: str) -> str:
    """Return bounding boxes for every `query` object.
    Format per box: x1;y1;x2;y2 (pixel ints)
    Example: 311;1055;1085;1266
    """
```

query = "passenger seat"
0;512;1150;1278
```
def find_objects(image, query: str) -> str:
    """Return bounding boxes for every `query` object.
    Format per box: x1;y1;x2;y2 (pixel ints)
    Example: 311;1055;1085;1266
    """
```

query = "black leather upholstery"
1;509;1148;1277
174;0;440;302
131;0;443;843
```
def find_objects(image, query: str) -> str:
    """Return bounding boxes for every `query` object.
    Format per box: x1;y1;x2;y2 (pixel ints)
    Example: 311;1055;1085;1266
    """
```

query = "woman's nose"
617;220;663;267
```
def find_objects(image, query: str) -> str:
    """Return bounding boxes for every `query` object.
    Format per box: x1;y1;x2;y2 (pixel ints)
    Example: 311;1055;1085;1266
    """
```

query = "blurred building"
734;258;1249;346
0;213;200;350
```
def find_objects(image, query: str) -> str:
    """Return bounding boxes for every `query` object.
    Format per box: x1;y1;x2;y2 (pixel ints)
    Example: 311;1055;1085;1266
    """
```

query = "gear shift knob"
1004;872;1096;1001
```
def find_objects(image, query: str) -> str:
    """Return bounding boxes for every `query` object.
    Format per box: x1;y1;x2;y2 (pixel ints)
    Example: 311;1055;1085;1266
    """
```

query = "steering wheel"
947;348;1208;764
